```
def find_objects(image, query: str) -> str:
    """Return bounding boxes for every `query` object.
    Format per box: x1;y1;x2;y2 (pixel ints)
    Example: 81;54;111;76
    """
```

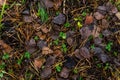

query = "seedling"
77;21;82;28
37;4;48;22
105;42;113;51
55;64;62;72
61;43;67;53
113;51;118;56
73;68;78;74
79;77;83;80
64;22;71;28
59;32;66;39
24;51;31;59
17;55;23;65
90;44;95;49
53;39;59;45
0;70;6;78
0;62;6;70
99;33;103;38
2;53;10;60
97;63;102;68
104;63;110;70
82;11;87;17
34;36;39;41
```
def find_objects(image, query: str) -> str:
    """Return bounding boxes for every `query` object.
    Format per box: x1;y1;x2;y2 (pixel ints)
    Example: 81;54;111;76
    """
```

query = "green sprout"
2;53;10;60
104;63;110;70
0;70;6;78
77;21;82;28
59;32;66;39
82;11;87;17
24;51;31;59
0;62;6;70
73;68;78;74
90;44;95;49
34;36;39;41
97;63;102;68
99;33;103;38
64;22;71;28
61;43;67;53
53;39;59;45
79;77;83;80
55;64;62;72
37;4;48;22
17;55;23;65
105;42;113;51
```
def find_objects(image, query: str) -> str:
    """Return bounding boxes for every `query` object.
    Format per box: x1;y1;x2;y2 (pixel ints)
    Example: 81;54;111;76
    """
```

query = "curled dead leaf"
85;15;93;25
42;47;53;55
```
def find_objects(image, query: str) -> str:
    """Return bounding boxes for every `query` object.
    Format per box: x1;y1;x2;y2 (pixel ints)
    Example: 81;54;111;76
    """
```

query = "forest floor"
0;0;120;80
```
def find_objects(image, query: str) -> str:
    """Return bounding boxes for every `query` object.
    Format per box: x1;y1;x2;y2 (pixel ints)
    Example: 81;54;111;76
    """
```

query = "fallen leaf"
67;37;73;46
101;19;109;29
22;9;30;15
23;15;33;23
102;30;111;37
80;27;92;39
45;56;56;66
43;0;54;8
41;25;50;33
64;56;76;69
0;0;6;6
33;58;46;69
115;12;120;20
111;6;118;14
74;49;83;60
85;15;93;25
53;13;66;25
94;12;104;20
92;25;101;38
59;67;70;78
37;40;47;49
80;47;91;59
53;0;63;10
54;50;63;57
42;47;53;55
97;6;107;11
0;40;12;53
41;67;52;78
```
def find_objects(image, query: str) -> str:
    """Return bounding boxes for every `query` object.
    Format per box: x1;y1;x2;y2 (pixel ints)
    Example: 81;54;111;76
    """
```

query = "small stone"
22;9;30;15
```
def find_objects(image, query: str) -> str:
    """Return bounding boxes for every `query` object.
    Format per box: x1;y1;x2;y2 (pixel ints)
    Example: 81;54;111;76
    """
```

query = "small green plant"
104;63;110;70
77;21;82;28
74;16;83;28
99;33;103;38
22;0;26;4
17;55;23;65
113;51;118;56
59;32;66;39
0;70;6;78
97;63;102;68
34;36;39;41
61;43;67;53
64;22;71;28
105;42;113;51
79;76;83;80
24;51;31;59
2;53;10;60
90;44;95;49
0;62;6;70
82;11;87;17
55;64;62;72
73;68;78;74
37;3;48;22
88;35;93;41
53;39;59;45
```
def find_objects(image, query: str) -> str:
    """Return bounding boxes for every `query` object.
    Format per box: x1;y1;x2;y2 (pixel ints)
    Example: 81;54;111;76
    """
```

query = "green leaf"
61;43;67;53
105;42;113;51
59;32;66;39
82;11;87;16
77;21;82;28
34;36;39;41
2;53;9;60
90;44;95;49
73;68;78;74
24;51;31;59
0;62;6;69
53;39;59;45
64;22;71;28
55;64;62;72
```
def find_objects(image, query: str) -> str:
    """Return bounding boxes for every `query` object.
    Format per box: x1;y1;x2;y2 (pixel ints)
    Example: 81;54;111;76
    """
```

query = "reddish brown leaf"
0;40;12;53
33;58;46;69
80;47;91;59
85;15;93;25
42;47;53;55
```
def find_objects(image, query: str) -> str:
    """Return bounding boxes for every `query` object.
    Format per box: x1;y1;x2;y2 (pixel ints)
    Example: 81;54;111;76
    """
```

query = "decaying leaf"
33;58;46;69
67;37;73;46
23;15;33;23
94;12;104;20
53;13;66;25
0;0;6;6
42;46;53;55
41;67;52;78
115;12;120;20
92;25;101;38
79;47;91;59
45;56;56;66
59;67;70;78
0;40;12;53
85;15;93;25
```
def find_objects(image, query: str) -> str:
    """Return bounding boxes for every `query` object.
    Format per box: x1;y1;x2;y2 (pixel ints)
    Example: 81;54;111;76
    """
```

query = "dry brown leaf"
53;0;63;10
94;12;104;20
92;25;101;38
33;58;46;69
42;47;53;55
85;15;93;25
0;40;12;53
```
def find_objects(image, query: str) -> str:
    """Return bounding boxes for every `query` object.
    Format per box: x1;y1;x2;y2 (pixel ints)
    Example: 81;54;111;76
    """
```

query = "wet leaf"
64;56;76;69
33;58;46;69
59;67;70;78
94;12;104;20
37;40;47;49
23;15;33;23
42;47;53;55
85;15;93;25
41;67;52;78
80;47;91;59
0;40;12;53
53;13;66;25
67;37;73;46
80;27;92;39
